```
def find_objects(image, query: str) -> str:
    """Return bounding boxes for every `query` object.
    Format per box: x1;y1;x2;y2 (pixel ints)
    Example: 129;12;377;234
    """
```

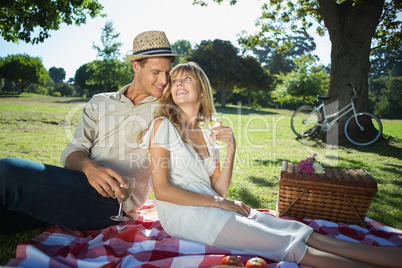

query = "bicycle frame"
309;94;360;132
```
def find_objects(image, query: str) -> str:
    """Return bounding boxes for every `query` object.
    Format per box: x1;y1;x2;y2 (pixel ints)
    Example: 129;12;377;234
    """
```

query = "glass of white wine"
207;112;223;149
110;176;135;221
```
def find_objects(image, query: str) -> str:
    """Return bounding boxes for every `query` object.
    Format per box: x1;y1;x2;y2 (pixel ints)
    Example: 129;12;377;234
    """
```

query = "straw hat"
125;31;181;61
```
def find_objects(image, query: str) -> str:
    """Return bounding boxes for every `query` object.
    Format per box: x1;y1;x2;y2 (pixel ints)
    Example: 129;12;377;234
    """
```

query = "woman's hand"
217;197;251;217
211;126;236;150
209;125;236;198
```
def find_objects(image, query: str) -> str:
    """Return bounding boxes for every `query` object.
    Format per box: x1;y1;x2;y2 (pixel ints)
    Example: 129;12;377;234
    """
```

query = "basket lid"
280;161;377;190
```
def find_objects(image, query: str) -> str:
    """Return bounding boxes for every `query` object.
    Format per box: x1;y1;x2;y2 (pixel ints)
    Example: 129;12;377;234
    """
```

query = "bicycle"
290;84;382;146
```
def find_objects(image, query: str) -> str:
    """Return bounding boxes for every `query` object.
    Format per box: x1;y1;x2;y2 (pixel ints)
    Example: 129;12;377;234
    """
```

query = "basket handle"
279;189;307;217
344;194;366;228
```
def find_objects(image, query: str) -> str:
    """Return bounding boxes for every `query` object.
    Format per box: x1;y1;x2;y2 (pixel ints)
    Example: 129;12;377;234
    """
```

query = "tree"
270;84;293;108
195;0;401;145
272;55;329;106
374;77;402;119
67;77;75;85
91;21;125;92
75;63;100;96
0;54;49;94
171;39;193;64
74;60;132;97
370;46;402;119
369;46;402;97
251;30;317;74
0;0;104;44
49;67;66;83
87;60;128;92
370;47;402;80
172;40;192;57
92;21;122;61
188;39;241;106
0;78;17;93
236;56;274;106
26;84;48;95
53;82;74;96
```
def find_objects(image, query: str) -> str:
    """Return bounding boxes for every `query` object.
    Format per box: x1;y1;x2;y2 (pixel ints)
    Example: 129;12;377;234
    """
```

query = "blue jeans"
0;158;119;233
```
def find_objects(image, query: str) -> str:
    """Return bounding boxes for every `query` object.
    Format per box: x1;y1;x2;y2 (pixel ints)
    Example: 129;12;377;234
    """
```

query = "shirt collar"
110;84;130;101
111;84;158;104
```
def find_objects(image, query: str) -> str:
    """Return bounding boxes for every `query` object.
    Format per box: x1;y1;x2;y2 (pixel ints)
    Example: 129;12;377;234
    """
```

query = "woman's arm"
149;119;250;217
209;126;236;197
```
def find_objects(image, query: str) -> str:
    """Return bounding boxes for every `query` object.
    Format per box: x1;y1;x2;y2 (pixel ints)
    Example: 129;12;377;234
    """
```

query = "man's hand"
65;151;127;199
83;162;127;199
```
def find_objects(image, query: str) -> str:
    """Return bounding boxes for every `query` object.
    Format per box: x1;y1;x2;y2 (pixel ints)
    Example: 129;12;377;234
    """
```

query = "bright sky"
0;0;331;80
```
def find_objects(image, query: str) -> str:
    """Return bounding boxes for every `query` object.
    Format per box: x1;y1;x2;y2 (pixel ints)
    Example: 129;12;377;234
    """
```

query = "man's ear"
132;61;140;72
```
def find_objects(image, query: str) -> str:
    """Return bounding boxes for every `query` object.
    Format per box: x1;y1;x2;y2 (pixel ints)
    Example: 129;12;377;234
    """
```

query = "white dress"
140;117;314;263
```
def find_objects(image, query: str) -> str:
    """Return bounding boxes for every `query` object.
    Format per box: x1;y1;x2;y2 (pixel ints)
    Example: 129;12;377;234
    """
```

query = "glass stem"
118;202;124;218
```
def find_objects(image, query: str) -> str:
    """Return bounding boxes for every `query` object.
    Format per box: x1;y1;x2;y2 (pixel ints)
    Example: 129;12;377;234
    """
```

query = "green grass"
1;94;401;265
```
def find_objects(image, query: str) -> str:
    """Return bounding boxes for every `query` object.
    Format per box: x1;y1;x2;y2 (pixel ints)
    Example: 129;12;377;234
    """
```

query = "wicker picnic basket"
277;161;377;227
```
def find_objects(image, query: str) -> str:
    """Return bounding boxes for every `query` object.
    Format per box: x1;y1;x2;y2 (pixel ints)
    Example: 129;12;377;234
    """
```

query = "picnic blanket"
7;200;402;268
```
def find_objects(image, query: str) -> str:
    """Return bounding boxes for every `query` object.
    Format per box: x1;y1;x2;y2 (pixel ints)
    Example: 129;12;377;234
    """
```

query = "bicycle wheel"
344;112;383;146
291;106;320;138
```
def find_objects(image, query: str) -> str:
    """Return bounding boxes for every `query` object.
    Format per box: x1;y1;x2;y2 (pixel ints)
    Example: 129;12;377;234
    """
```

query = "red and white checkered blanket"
7;201;402;268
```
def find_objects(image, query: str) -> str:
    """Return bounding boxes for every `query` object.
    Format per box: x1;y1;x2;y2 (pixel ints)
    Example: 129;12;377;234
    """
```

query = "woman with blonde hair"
145;61;216;144
140;62;401;268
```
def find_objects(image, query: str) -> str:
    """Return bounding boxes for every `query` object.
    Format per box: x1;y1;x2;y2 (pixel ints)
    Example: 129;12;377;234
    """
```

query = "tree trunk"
221;87;227;107
17;81;26;94
318;0;384;145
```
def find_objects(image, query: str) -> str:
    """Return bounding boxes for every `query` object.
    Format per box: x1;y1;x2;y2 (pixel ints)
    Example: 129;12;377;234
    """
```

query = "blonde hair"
139;62;216;143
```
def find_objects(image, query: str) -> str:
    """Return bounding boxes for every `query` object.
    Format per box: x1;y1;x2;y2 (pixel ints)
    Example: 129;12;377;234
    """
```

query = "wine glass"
207;112;223;149
110;176;135;221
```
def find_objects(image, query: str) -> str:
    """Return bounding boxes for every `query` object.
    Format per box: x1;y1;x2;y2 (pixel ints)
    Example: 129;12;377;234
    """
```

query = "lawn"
0;93;401;265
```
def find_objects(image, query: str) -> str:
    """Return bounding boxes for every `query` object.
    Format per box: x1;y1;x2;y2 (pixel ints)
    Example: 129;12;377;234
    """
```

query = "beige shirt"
60;84;159;216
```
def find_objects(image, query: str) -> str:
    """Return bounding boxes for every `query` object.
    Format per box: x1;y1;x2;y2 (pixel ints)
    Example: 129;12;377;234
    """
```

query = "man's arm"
62;99;126;199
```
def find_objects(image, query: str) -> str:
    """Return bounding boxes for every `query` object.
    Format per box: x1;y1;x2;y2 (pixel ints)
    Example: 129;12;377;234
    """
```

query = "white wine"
209;121;222;129
110;177;136;221
115;187;134;202
208;113;223;149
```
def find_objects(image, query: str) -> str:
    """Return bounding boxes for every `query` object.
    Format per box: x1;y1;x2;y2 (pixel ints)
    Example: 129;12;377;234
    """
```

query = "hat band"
133;47;173;56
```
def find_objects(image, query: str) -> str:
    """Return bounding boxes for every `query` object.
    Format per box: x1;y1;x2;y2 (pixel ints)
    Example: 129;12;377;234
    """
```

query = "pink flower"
298;160;307;168
297;160;308;173
297;154;325;175
306;165;315;174
299;167;307;173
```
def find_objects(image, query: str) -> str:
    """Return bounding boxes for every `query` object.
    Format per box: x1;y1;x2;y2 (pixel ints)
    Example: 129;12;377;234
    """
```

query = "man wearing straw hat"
0;31;180;233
